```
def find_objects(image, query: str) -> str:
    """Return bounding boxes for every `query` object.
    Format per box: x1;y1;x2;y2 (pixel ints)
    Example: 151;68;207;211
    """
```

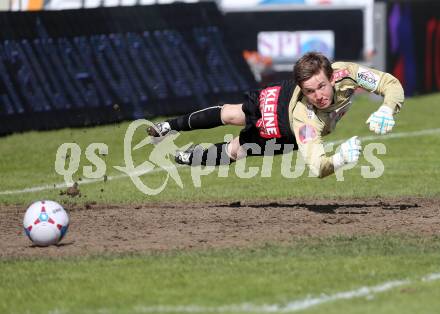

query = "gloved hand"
333;136;362;170
366;105;395;134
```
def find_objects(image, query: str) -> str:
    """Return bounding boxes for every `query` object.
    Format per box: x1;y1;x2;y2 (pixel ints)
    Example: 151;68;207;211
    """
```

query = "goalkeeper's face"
301;70;335;109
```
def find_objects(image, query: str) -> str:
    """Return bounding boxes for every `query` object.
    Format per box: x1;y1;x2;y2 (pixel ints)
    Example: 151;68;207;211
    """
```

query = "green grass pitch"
0;92;440;314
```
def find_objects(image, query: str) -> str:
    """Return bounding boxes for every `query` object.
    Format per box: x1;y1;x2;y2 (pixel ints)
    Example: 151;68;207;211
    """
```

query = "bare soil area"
1;197;439;258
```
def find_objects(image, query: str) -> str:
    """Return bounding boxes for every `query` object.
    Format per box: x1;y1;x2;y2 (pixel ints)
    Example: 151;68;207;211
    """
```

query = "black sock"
167;106;223;131
191;142;233;166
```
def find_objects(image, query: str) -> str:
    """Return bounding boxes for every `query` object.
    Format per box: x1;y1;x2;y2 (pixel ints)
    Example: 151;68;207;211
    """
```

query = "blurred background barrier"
385;1;440;96
0;2;256;135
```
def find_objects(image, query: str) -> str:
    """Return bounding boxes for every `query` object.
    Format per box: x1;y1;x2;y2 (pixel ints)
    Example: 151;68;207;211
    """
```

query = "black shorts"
239;80;298;156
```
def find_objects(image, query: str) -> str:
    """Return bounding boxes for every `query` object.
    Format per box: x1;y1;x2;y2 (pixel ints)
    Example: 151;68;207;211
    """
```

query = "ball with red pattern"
23;200;69;246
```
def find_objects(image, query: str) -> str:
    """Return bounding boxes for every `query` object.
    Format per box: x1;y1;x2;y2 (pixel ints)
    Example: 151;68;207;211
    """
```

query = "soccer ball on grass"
23;200;69;246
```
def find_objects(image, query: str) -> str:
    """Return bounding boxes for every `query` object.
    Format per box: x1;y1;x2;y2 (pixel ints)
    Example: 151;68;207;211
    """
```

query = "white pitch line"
1;128;440;196
0;166;181;196
422;273;440;282
328;127;440;146
131;272;440;314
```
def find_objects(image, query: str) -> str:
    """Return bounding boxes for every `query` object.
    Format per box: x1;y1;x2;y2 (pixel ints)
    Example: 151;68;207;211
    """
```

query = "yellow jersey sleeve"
333;62;405;113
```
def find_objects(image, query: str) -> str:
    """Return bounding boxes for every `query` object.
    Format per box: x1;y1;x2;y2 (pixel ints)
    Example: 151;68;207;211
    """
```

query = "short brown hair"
293;52;333;86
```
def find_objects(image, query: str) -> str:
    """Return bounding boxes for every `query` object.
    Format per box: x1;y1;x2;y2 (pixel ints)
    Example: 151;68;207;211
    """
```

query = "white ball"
23;200;69;247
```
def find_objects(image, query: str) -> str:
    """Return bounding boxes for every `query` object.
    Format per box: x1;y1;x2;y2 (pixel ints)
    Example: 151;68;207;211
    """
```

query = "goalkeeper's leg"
175;137;247;166
147;104;245;137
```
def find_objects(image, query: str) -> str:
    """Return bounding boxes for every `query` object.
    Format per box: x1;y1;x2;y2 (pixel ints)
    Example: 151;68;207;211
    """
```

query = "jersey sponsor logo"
256;86;281;138
298;124;317;144
356;67;380;91
331;69;350;82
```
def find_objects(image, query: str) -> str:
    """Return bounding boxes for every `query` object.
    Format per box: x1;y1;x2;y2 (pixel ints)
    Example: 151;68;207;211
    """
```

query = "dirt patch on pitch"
1;197;440;258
